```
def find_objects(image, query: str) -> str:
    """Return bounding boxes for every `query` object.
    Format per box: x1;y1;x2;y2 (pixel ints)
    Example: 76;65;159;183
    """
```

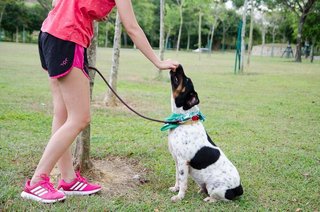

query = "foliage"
303;1;320;43
2;2;28;34
0;0;319;51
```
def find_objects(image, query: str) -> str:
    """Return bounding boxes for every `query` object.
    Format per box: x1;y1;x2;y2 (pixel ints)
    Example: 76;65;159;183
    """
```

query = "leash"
88;66;179;124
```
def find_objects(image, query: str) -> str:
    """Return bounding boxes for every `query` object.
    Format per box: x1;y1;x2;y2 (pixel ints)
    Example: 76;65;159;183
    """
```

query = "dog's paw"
203;197;217;203
171;195;183;202
169;186;179;192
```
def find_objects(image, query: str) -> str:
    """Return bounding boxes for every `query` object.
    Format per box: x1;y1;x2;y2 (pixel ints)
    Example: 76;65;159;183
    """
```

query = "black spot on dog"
225;184;243;200
179;170;184;175
206;133;217;147
189;146;220;170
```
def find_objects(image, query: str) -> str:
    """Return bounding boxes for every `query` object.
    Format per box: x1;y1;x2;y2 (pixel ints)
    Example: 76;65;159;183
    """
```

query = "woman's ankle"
60;172;76;183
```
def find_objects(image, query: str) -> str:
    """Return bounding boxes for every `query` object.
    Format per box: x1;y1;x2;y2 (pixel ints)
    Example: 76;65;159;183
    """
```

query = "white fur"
168;100;241;202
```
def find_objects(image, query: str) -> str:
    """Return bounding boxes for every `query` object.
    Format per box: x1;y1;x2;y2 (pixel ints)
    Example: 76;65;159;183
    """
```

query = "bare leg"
31;68;90;185
50;79;76;183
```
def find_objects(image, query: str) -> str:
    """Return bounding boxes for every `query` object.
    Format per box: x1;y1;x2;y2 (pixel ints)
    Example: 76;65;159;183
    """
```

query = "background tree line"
0;0;319;55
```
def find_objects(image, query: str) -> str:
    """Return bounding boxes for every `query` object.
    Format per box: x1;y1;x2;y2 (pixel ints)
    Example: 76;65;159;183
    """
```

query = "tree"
218;7;239;52
1;2;28;42
247;0;254;65
185;0;211;52
104;11;122;106
240;0;248;73
183;3;198;51
278;0;317;62
255;5;269;56
36;0;52;12
175;0;185;52
158;0;165;78
303;1;320;62
164;3;179;50
0;0;23;31
266;9;283;57
73;22;99;172
207;1;223;52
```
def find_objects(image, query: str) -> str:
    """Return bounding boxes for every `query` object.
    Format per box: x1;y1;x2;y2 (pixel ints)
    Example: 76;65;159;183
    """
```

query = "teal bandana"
160;111;205;131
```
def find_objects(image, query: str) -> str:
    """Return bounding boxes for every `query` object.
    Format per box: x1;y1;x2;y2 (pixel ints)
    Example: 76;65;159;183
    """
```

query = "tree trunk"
261;28;265;56
104;11;121;106
123;32;128;47
198;11;202;49
0;5;6;30
105;22;109;47
187;30;190;51
240;0;248;73
176;1;183;53
247;0;254;66
16;26;19;43
310;36;315;63
222;23;226;52
198;10;202;60
22;26;26;43
271;26;276;57
209;24;215;53
73;22;99;172
158;0;165;78
165;29;171;50
295;14;306;62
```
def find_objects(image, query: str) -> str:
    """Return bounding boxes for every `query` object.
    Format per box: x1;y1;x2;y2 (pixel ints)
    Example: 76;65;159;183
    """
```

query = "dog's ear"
183;92;200;110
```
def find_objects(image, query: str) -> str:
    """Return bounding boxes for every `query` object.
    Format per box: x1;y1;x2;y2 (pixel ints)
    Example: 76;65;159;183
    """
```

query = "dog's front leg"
169;155;180;192
171;158;189;202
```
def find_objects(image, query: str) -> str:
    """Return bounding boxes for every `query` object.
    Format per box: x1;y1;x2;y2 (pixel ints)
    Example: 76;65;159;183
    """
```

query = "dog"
164;65;243;203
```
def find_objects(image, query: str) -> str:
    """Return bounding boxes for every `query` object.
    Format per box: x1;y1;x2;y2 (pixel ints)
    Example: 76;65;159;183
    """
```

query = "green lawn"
0;42;319;211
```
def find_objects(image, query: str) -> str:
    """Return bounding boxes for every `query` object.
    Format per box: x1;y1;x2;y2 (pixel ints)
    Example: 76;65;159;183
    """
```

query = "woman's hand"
156;59;179;70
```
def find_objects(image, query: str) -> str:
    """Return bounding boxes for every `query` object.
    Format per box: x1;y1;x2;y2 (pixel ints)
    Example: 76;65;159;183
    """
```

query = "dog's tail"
224;184;244;200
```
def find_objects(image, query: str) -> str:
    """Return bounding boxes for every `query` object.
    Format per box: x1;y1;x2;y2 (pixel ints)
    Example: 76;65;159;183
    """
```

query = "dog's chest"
168;122;208;159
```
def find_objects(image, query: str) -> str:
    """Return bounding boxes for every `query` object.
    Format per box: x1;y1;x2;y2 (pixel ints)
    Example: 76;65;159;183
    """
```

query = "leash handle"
88;66;179;125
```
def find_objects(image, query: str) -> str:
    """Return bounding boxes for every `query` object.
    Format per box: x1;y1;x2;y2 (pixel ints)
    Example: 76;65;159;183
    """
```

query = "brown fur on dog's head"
170;65;200;110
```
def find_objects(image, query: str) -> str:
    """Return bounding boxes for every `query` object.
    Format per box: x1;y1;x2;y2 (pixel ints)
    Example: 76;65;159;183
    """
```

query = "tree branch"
295;0;303;12
283;0;299;16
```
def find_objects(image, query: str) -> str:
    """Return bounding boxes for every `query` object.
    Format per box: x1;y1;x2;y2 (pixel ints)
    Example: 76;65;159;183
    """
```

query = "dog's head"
170;65;200;110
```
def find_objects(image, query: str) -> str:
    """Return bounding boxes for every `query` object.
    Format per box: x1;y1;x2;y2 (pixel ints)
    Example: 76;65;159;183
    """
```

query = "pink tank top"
41;0;116;48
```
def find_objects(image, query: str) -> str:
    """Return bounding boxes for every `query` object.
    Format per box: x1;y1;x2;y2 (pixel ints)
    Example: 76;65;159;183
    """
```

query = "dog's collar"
160;111;205;131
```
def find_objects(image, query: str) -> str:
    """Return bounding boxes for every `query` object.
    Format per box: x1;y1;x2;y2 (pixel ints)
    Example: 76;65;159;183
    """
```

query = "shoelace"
39;174;56;193
75;171;88;183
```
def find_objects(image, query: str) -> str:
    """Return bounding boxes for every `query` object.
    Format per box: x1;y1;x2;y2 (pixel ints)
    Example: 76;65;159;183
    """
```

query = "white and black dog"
163;65;243;203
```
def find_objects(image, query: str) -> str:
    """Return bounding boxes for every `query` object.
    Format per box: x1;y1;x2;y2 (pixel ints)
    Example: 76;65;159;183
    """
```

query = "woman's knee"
70;113;91;131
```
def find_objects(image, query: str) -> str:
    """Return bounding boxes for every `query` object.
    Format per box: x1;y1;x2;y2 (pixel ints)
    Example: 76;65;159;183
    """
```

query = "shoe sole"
60;187;102;196
21;191;66;203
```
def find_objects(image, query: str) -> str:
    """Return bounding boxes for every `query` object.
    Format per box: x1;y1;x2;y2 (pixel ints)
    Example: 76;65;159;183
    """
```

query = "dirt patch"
51;156;149;198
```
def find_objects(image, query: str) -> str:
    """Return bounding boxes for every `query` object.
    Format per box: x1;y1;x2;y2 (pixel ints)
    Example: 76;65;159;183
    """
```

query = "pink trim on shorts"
51;44;89;79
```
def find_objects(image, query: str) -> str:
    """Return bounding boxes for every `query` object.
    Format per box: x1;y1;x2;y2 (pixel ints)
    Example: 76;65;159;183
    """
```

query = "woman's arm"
115;0;178;70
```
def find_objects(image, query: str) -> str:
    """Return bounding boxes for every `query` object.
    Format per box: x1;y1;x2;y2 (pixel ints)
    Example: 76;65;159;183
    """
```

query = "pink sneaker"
58;171;101;195
21;174;66;203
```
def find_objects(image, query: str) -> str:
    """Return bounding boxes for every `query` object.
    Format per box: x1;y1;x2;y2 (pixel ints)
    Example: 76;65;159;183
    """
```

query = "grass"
0;42;320;211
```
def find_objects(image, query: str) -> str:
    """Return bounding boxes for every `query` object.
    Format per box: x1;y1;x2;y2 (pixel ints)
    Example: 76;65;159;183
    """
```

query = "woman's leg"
49;78;77;183
31;68;90;185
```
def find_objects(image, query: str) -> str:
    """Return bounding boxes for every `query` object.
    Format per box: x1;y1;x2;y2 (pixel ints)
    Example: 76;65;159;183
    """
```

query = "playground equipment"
281;44;294;58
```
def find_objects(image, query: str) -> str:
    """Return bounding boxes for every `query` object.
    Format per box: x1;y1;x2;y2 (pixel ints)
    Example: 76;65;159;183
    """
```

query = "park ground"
0;42;319;211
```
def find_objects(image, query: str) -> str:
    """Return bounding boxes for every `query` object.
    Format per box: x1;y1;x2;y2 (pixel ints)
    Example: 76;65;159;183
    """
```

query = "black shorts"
38;31;89;79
